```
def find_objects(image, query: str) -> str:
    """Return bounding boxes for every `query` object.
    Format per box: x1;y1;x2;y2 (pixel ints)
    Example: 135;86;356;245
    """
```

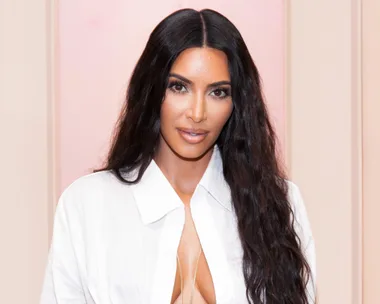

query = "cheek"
160;95;187;125
208;101;233;131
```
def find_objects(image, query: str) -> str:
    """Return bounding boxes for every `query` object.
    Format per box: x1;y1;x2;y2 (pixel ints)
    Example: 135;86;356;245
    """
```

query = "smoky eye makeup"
166;77;232;99
167;79;188;94
210;87;231;99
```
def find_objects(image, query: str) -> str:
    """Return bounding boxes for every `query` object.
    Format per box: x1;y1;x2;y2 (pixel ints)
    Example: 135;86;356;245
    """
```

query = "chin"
172;144;213;161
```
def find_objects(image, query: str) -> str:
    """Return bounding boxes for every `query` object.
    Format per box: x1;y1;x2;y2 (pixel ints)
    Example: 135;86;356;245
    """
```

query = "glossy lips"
177;128;209;144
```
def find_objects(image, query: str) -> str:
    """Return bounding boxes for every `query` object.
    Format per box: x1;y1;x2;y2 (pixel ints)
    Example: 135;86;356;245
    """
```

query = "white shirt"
40;147;316;304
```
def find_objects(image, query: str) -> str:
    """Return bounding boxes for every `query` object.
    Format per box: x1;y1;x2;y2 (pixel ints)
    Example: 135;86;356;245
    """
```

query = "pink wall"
58;0;285;192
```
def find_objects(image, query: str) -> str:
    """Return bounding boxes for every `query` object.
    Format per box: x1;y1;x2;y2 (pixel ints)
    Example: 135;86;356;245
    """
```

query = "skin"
153;47;233;304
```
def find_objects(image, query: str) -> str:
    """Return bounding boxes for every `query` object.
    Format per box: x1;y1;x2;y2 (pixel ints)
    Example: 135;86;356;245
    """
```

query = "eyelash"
167;80;231;99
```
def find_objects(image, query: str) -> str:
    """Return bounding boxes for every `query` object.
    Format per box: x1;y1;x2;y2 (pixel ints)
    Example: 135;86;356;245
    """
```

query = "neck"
153;139;214;202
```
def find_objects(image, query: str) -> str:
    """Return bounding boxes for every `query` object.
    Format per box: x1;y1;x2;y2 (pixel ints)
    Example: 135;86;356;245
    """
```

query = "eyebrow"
168;73;231;88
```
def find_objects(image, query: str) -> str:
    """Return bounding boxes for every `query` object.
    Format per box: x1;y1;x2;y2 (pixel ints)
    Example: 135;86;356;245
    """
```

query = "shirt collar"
130;145;232;225
198;145;232;212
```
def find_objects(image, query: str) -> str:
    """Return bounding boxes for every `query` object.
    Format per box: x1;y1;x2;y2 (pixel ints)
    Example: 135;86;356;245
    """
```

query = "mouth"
177;128;209;144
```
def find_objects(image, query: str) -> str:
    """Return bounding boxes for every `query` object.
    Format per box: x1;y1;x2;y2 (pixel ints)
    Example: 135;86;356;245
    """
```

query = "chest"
170;205;215;303
79;198;247;304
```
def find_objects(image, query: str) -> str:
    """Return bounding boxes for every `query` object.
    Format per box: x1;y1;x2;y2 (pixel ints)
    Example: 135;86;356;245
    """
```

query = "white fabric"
40;147;316;303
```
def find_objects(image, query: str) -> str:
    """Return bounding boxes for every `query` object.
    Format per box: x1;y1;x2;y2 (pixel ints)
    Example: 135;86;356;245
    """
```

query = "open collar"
130;145;232;225
198;145;232;212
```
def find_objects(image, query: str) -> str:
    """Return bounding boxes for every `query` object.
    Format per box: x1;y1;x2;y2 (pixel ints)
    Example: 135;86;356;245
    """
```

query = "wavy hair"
97;8;311;304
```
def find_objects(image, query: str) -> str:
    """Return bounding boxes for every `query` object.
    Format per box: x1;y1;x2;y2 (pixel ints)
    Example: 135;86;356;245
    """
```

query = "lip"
177;128;209;144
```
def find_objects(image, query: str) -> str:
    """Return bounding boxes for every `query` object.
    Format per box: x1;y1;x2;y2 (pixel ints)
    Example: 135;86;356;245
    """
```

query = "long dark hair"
98;8;311;304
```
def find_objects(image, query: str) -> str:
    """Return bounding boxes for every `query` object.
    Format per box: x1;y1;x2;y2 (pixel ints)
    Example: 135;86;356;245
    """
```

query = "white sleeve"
288;181;317;304
40;191;86;304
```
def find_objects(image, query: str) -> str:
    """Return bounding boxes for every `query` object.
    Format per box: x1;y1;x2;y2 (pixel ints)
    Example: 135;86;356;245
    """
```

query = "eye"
168;81;187;94
210;88;230;99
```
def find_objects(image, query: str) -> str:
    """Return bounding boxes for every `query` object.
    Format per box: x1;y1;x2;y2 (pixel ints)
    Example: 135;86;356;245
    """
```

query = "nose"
186;93;207;123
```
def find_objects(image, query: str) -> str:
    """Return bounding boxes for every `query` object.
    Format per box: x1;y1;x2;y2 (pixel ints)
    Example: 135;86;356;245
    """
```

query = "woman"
41;8;316;304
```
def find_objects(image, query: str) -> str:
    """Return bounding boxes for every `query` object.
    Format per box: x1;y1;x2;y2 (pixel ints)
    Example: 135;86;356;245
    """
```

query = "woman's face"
159;47;233;160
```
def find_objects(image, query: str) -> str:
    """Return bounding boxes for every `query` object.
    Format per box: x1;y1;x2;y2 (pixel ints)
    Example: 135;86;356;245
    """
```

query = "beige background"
362;0;380;302
287;0;380;303
1;0;379;303
0;0;55;302
286;0;363;303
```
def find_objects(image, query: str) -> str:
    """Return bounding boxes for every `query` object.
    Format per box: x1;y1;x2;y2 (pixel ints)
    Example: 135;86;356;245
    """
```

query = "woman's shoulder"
284;180;306;211
285;180;302;202
284;179;310;220
284;179;314;248
57;170;135;213
62;170;122;194
285;180;317;298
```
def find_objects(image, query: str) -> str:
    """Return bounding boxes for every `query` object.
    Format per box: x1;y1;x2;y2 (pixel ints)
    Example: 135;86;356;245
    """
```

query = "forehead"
170;47;230;81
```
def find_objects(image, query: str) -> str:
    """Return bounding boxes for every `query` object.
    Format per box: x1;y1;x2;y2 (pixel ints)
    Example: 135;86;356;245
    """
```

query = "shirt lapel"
130;159;183;225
